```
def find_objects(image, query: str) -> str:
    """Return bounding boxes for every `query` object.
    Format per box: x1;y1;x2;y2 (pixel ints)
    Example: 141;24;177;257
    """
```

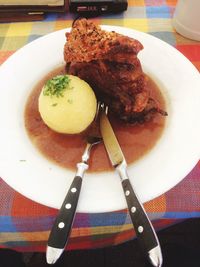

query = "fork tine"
94;101;101;121
99;102;108;115
85;101;102;145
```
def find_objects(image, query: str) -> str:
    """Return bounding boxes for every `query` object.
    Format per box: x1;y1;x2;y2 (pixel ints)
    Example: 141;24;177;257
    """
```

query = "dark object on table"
69;0;127;14
0;1;67;22
0;11;45;22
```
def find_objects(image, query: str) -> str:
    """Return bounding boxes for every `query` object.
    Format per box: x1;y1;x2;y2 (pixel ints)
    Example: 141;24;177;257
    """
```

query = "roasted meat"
64;19;167;123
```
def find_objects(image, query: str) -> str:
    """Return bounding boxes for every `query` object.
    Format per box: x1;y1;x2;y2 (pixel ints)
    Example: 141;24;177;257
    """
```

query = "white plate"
0;26;200;213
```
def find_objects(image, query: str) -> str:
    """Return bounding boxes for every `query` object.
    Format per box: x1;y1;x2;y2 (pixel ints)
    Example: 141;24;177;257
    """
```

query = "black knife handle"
47;176;82;249
122;178;159;252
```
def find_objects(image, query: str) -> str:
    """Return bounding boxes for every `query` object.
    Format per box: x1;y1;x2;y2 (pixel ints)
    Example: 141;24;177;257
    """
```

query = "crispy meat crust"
64;19;143;64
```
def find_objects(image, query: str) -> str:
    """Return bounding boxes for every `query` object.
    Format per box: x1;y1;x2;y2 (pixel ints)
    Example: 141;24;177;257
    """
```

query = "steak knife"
99;104;163;267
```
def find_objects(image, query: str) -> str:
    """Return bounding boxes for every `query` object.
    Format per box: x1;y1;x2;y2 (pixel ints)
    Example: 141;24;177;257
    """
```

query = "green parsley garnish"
52;103;58;107
43;75;71;98
67;99;73;104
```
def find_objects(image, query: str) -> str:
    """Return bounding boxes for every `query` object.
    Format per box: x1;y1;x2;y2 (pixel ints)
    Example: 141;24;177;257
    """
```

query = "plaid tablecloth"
0;0;200;252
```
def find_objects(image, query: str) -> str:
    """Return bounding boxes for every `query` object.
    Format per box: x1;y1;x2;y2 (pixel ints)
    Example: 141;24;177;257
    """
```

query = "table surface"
0;0;200;253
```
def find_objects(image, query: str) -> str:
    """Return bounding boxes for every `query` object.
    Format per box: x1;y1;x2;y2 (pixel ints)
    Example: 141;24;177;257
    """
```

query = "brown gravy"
24;66;166;172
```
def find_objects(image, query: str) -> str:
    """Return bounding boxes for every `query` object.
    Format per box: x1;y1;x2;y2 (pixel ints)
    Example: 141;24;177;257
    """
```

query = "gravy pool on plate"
24;66;166;172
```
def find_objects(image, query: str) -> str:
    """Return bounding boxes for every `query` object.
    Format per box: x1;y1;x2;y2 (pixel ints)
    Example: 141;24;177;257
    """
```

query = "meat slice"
64;19;167;123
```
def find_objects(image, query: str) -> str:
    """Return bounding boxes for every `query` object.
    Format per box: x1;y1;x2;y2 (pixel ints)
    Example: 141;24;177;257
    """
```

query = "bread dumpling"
38;74;97;134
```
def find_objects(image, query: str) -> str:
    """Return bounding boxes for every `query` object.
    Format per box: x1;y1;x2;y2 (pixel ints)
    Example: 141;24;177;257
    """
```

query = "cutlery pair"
46;102;162;267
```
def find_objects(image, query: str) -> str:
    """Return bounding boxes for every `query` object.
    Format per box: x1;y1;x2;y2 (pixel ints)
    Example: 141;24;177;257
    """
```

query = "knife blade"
99;104;163;267
46;102;102;264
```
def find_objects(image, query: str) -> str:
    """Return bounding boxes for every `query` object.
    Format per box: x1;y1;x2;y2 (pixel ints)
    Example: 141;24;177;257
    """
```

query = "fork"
46;102;102;264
